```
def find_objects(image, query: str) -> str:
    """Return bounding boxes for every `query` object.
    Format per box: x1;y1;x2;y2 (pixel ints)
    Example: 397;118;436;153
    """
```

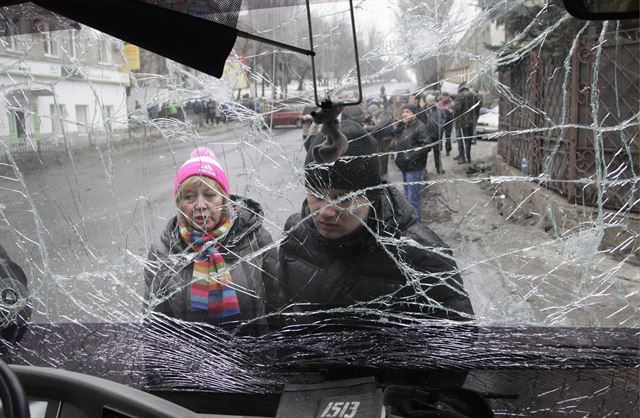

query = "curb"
1;123;233;175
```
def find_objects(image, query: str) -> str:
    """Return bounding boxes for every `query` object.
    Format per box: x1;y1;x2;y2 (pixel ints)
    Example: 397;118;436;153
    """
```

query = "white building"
0;25;129;154
442;19;505;93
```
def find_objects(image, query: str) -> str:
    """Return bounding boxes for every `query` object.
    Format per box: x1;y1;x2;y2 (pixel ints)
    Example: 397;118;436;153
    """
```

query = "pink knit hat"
174;147;230;196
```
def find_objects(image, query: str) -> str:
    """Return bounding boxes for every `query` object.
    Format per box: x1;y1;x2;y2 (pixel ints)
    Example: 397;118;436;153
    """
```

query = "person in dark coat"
424;95;445;174
276;121;474;322
393;103;438;218
144;147;280;333
341;105;365;125
364;105;395;177
453;84;482;164
439;93;454;156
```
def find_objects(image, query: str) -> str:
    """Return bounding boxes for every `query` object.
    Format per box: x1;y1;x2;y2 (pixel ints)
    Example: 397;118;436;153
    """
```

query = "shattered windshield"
0;0;638;415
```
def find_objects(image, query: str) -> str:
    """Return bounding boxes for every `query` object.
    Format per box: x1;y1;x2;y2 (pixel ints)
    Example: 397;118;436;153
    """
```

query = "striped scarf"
179;214;240;319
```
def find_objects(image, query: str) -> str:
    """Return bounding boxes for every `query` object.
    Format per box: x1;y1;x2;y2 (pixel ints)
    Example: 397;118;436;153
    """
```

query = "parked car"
239;99;258;112
476;105;499;139
364;95;382;105
392;88;410;95
219;101;251;122
302;105;317;116
391;88;413;103
263;106;304;128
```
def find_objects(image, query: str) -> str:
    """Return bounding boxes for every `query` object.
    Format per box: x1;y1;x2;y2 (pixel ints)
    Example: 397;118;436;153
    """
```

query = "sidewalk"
3;120;235;174
387;141;639;327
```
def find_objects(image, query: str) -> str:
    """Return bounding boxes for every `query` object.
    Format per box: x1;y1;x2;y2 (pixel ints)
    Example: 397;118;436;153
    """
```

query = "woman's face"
177;176;227;232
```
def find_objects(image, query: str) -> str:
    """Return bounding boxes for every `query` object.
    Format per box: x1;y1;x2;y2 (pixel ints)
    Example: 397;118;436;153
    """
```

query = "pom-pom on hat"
174;147;229;196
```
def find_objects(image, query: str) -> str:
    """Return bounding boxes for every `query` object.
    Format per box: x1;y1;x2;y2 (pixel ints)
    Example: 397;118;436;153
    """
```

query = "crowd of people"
76;82;486;335
3;83;483;334
302;83;484;216
139;99;226;128
143;86;482;333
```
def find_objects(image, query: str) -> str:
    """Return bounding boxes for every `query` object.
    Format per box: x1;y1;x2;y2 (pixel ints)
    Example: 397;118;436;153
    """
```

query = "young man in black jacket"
453;84;483;164
276;120;474;322
393;103;439;218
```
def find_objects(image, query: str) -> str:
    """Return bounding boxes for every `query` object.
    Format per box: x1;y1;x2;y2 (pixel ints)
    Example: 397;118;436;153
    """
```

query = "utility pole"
271;7;277;100
436;1;440;93
251;11;258;109
272;53;277;100
329;23;334;85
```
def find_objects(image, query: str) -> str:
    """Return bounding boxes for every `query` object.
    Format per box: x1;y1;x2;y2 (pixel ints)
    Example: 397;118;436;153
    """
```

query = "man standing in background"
453;83;482;164
394;104;432;218
439;93;454;157
471;88;483;145
364;104;395;177
424;94;444;174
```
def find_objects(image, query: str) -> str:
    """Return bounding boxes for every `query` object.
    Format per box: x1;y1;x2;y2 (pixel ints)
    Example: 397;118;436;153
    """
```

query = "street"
1;123;307;323
1;125;638;326
387;141;639;328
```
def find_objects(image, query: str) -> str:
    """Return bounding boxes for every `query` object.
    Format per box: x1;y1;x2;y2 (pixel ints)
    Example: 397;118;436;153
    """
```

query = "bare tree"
395;0;453;87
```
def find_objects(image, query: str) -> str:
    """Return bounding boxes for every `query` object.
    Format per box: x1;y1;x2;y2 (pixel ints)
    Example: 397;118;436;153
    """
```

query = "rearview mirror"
562;0;639;20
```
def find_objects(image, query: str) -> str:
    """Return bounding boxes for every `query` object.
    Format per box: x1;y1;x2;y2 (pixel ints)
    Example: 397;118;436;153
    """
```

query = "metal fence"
498;24;639;213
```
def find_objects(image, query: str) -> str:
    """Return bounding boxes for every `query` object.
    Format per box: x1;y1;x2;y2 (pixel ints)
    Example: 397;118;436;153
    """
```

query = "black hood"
304;121;381;195
369;184;417;236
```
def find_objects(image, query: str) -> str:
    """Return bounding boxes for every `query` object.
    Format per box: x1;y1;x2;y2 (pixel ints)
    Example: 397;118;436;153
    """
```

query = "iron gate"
498;23;639;213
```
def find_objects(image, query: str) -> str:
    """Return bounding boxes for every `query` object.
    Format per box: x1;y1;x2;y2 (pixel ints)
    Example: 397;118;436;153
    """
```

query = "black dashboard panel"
12;366;199;418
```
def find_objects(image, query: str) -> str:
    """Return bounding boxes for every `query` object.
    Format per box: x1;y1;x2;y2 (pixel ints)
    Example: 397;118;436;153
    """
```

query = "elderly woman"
144;147;280;329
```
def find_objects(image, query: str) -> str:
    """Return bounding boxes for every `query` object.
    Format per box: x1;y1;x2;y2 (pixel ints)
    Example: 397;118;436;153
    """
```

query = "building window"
99;37;111;64
9;110;26;140
6;20;20;52
70;29;78;59
7;35;17;51
50;104;67;138
103;105;113;131
75;105;88;135
43;25;58;57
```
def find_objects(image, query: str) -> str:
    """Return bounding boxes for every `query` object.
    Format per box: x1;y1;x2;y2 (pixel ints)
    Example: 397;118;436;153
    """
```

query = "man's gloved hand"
310;105;347;164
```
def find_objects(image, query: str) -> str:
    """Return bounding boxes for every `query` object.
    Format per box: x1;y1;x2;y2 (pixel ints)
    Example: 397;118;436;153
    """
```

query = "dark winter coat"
277;187;475;321
144;196;279;328
424;106;444;138
393;119;430;171
441;106;454;135
365;110;395;142
424;107;442;143
454;89;482;129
